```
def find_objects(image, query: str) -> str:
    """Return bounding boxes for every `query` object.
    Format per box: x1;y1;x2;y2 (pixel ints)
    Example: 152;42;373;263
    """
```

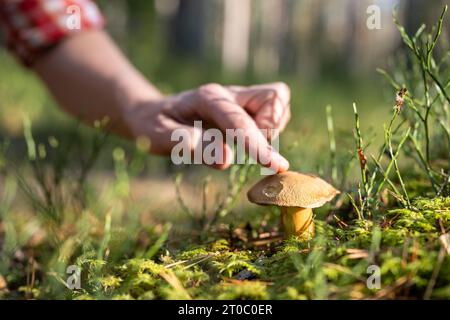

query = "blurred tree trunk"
279;0;298;74
400;0;447;71
404;0;445;35
169;0;206;58
303;0;324;79
252;0;284;76
342;0;357;73
103;0;129;47
222;0;251;73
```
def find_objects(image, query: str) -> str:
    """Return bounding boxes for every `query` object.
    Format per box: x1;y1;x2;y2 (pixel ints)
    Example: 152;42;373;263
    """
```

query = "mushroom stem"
281;207;314;239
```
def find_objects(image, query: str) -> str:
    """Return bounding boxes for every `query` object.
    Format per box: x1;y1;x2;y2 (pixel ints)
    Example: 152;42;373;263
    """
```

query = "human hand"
124;82;291;172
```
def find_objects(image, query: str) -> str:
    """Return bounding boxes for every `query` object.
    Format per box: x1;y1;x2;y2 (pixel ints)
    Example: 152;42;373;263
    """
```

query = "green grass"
0;7;449;300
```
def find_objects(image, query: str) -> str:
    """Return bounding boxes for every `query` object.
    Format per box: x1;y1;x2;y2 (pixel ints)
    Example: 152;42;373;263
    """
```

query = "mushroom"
247;171;340;239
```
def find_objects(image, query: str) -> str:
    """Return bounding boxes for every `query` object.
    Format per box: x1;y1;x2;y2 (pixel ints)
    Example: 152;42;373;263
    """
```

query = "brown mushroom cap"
247;171;340;208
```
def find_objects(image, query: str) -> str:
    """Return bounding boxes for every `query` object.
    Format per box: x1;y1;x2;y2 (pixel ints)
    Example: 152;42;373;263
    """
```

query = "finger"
145;114;234;170
146;115;203;156
198;84;289;172
209;142;233;170
277;103;291;132
228;82;291;131
228;82;291;111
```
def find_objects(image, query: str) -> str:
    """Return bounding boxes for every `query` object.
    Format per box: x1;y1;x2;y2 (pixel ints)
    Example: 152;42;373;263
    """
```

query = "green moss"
2;198;449;300
120;259;165;276
216;281;268;300
177;248;210;260
210;239;230;252
101;275;123;291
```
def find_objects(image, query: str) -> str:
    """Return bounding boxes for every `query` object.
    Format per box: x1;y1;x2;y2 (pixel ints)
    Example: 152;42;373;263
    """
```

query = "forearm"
33;30;163;137
30;31;290;171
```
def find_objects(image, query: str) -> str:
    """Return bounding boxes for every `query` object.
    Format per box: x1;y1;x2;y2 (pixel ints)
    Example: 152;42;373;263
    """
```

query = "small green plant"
15;117;111;228
380;6;449;196
175;162;255;231
344;6;450;222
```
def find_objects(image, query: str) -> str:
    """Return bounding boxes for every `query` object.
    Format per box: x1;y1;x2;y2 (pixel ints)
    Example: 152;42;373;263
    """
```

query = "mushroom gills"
281;206;314;239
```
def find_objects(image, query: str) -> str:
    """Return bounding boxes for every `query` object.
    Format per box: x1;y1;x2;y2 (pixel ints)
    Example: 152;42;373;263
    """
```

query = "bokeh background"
1;0;450;206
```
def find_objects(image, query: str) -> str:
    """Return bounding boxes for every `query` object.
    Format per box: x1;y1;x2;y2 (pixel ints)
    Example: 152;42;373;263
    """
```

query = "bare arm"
33;30;291;172
33;31;162;137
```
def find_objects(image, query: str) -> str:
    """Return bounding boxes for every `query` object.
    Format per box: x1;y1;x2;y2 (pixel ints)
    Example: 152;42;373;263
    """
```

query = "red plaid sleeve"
0;0;105;66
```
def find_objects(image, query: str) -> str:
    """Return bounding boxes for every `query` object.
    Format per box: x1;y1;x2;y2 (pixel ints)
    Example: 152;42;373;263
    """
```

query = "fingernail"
278;156;290;172
271;150;289;172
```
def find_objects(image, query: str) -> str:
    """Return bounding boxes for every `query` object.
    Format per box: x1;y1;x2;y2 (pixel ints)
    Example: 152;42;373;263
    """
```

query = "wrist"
115;75;163;111
112;72;164;137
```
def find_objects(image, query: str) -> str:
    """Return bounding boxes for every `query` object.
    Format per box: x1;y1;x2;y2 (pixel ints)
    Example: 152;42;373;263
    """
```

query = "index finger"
197;84;289;172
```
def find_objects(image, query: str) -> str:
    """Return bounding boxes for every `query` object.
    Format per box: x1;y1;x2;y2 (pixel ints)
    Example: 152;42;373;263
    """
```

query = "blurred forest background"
1;0;450;181
2;1;450;301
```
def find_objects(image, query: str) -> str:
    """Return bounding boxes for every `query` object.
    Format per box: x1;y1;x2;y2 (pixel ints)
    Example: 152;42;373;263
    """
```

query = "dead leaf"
346;248;369;259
